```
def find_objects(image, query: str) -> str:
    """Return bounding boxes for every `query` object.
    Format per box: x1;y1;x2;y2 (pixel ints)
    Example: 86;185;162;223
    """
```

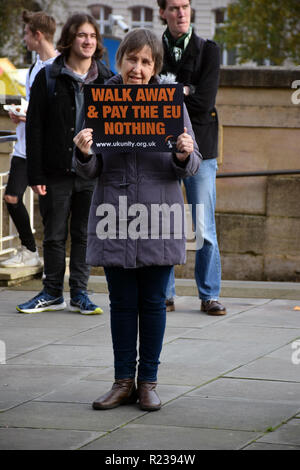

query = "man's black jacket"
161;30;220;158
26;54;113;186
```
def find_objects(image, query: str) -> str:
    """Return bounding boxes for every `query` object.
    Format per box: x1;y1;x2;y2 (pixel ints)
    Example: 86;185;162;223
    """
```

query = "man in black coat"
17;13;113;314
158;0;226;315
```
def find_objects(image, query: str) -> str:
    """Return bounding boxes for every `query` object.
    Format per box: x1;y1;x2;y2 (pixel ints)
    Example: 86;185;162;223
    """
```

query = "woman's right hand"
73;128;94;157
8;111;26;124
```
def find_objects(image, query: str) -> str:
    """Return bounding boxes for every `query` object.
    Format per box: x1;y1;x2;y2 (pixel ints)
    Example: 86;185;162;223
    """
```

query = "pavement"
0;277;300;451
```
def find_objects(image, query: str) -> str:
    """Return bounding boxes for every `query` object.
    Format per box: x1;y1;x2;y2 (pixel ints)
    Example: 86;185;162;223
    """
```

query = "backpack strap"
28;62;35;77
44;64;56;100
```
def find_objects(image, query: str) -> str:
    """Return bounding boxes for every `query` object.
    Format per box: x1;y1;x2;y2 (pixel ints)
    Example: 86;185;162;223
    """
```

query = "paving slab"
133;396;299;433
160;336;278;381
243;442;300;450
226;344;300;383
81;423;260;451
0;401;145;432
35;381;191;407
1;281;300;450
187;377;300;404
0;428;104;451
0;325;81;359
231;299;300;328
253;418;300;447
7;344;114;367
0;365;102;411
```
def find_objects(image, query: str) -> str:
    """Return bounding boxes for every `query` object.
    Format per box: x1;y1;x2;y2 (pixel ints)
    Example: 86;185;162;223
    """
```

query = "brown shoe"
201;300;227;316
92;378;137;410
137;381;161;411
166;298;175;312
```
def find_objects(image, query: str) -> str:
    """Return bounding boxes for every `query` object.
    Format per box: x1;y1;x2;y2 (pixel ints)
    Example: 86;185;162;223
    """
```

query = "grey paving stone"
226;355;300;382
135;396;299;432
0;364;102;397
243;442;300;450
258;419;300;446
34;380;114;404
1;286;299;450
81;423;260;450
0;326;80;359
35;381;192;406
0;401;145;432
53;324;112;346
164;296;269;329
0;390;42;412
182;321;300;348
231;299;300;328
84;363;214;386
7;344;114;367
160;337;271;379
0;427;104;450
155;362;217;386
187;377;300;404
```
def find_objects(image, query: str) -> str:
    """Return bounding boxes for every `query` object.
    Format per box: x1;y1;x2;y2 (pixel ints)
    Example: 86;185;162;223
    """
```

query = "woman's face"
119;45;156;85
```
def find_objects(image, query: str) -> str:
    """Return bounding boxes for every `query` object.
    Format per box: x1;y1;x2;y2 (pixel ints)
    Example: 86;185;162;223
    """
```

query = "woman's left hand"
73;128;94;157
176;127;194;161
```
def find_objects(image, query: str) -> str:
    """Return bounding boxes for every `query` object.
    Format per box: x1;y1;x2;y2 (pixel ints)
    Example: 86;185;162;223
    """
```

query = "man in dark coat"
158;0;226;315
17;13;113;314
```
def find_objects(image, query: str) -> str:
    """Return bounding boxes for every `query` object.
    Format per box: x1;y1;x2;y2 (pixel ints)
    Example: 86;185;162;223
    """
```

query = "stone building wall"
52;0;224;41
214;66;300;281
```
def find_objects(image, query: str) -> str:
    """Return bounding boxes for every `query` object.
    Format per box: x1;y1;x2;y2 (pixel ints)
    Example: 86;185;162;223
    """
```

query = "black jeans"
5;156;36;252
39;173;95;298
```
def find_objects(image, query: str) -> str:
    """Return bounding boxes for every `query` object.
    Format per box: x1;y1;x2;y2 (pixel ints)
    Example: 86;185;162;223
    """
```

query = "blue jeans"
166;159;221;301
104;265;172;382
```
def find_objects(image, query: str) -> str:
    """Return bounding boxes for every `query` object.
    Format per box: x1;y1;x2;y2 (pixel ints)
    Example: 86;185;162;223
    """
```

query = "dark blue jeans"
104;265;172;382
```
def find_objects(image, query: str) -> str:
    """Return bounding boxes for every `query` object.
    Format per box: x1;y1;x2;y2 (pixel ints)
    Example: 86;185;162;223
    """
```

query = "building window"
214;8;237;65
191;8;195;27
130;6;153;28
88;4;112;35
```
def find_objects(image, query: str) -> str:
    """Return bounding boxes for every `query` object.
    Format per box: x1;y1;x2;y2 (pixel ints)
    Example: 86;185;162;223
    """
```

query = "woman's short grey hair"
116;28;164;75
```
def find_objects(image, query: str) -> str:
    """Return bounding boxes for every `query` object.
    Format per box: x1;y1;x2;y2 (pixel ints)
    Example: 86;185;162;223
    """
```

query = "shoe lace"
31;290;53;302
75;292;96;309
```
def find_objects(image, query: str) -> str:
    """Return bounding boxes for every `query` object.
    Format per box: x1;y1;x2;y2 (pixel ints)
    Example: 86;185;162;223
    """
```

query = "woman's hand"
176;127;194;161
8;111;26;124
73;128;94;157
31;185;47;196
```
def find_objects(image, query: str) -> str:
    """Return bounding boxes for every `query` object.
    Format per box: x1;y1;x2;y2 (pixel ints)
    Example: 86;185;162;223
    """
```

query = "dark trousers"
39;174;95;298
5;156;36;252
104;265;172;382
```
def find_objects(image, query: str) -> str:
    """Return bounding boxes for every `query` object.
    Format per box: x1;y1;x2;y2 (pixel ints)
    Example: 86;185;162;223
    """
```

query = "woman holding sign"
74;28;201;412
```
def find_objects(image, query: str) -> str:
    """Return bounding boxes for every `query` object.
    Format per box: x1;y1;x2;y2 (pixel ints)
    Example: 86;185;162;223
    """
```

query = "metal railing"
217;169;300;178
0;133;35;257
187;167;300;251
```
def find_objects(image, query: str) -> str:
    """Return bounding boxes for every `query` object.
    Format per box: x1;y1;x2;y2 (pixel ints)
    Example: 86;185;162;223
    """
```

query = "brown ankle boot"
137;381;161;411
92;378;137;410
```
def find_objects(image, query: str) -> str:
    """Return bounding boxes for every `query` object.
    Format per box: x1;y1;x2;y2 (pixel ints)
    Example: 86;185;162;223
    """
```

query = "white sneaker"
0;246;43;268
